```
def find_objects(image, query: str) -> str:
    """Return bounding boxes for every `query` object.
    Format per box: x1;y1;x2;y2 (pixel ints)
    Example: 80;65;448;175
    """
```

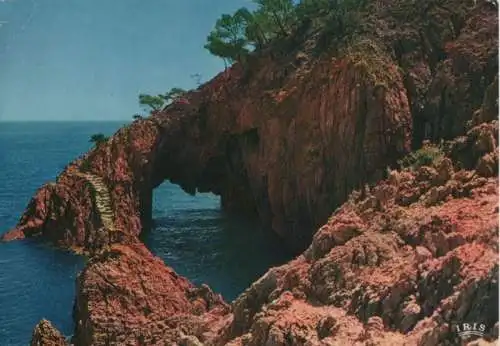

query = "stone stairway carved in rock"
73;172;116;233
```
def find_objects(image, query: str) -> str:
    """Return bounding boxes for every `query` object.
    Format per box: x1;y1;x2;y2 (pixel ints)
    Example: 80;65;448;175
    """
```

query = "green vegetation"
204;0;368;66
252;0;296;38
138;87;187;113
398;141;445;170
135;1;369;117
89;133;109;147
296;0;368;38
138;94;164;112
204;1;297;65
163;87;187;102
343;38;395;87
204;9;253;67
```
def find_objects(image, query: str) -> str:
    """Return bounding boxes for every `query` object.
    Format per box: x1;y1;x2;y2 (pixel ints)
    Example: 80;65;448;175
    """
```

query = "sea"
0;121;291;345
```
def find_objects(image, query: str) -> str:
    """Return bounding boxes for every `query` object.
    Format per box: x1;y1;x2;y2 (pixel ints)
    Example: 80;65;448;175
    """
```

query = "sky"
0;0;253;121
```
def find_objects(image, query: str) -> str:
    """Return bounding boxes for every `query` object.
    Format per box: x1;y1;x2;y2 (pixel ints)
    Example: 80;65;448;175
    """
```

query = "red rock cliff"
36;120;497;345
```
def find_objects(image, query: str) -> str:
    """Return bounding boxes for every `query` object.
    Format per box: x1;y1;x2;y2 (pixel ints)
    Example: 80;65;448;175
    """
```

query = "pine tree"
252;0;296;37
163;87;186;102
204;11;251;67
138;94;165;111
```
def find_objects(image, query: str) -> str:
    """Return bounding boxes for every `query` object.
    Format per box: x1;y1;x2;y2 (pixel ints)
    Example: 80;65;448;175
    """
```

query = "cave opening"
142;181;292;301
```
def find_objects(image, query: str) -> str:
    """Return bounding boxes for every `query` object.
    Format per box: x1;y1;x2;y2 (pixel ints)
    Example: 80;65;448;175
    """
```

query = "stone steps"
74;172;116;233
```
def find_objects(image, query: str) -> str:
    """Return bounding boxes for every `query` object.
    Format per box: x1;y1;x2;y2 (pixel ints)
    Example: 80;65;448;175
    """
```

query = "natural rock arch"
2;58;412;253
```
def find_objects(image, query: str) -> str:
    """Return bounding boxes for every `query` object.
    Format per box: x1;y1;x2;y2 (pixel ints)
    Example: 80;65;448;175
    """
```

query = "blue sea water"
0;122;290;345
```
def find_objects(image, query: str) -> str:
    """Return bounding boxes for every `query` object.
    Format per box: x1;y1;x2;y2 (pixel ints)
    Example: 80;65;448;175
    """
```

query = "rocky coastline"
2;0;498;345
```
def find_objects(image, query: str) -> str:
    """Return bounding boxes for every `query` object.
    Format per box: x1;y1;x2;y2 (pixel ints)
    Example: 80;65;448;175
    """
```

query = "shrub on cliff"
89;133;109;147
297;0;369;49
398;141;445;170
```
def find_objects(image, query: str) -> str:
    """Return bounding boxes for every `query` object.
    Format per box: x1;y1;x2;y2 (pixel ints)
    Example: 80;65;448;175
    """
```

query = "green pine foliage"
89;133;109;147
204;9;252;67
138;94;164;111
163;88;186;102
253;0;296;37
204;0;368;65
138;87;187;113
138;0;369;115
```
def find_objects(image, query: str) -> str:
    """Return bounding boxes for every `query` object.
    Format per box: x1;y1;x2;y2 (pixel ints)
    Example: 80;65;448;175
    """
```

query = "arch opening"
143;181;293;301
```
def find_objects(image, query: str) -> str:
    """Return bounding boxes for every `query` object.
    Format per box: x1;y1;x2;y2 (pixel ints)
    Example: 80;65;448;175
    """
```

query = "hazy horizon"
0;119;131;122
0;0;253;122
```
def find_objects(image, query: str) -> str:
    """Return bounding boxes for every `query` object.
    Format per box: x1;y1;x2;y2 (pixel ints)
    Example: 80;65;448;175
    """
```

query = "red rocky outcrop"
213;125;498;346
72;243;230;345
30;319;67;346
218;156;498;346
68;122;499;345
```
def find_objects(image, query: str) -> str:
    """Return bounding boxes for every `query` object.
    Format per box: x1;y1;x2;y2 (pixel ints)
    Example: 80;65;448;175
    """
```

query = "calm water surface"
0;122;290;345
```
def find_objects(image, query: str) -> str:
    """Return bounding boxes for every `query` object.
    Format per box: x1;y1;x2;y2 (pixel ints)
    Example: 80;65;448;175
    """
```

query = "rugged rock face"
67;121;499;345
30;319;67;346
373;0;498;145
73;243;230;345
217;126;499;345
3;0;497;252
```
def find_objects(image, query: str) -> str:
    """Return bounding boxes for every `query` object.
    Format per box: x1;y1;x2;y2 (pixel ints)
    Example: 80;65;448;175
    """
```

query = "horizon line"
0;119;133;123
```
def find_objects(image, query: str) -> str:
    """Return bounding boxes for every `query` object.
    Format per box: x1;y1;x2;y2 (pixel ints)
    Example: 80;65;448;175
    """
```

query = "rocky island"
4;0;499;345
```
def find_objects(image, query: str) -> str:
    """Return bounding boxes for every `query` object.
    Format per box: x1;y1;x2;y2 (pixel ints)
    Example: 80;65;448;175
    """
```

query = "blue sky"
0;0;253;121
